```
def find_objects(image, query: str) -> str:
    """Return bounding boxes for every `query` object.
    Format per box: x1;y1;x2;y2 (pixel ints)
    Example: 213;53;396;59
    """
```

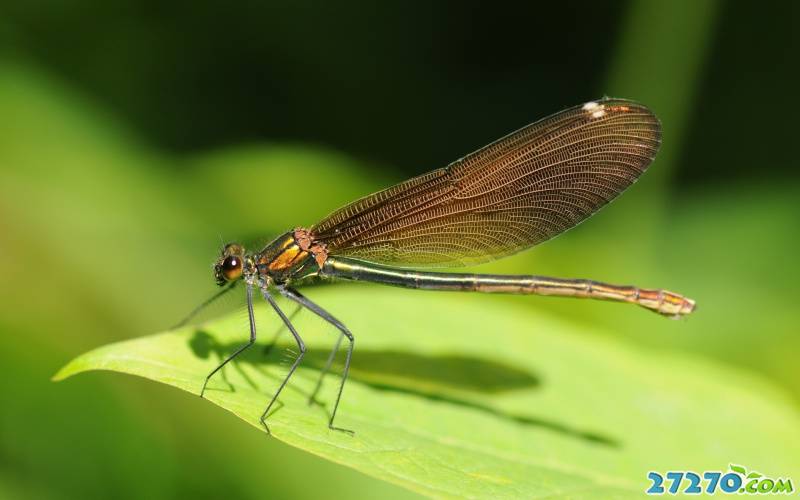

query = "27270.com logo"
646;464;794;495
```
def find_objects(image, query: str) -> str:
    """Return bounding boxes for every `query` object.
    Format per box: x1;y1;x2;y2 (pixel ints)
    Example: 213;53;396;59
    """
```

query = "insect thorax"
255;229;326;283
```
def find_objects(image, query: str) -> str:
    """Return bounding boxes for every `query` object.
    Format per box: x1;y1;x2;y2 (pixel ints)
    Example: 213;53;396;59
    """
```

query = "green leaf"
729;464;747;475
54;286;800;498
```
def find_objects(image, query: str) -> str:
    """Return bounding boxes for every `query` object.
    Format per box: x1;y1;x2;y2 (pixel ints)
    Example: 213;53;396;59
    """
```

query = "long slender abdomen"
323;257;695;318
467;276;694;318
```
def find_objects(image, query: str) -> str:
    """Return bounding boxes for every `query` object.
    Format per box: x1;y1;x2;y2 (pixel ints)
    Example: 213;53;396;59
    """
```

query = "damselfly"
180;98;695;434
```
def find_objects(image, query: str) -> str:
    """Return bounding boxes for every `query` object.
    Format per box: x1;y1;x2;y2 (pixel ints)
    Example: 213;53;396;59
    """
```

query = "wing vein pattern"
311;98;661;268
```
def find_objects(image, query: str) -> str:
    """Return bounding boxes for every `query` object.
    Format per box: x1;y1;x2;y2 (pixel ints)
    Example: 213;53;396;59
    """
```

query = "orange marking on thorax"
280;237;294;249
268;244;308;271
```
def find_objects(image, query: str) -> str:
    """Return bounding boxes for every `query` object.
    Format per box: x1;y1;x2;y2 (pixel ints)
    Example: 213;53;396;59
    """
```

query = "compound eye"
221;255;242;281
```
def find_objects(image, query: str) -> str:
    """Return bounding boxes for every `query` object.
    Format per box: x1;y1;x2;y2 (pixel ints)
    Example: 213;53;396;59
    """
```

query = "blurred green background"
0;1;797;498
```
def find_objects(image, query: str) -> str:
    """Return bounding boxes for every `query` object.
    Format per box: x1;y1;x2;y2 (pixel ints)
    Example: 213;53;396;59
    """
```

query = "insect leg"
279;286;354;435
173;281;237;330
307;333;344;406
200;282;255;398
262;303;303;355
259;289;306;434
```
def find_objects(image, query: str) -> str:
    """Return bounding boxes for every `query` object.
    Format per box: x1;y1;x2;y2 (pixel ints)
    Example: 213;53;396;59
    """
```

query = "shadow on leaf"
190;329;619;447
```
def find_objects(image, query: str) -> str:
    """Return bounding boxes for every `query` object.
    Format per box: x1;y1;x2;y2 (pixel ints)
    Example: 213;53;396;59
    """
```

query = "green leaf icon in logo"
730;464;747;475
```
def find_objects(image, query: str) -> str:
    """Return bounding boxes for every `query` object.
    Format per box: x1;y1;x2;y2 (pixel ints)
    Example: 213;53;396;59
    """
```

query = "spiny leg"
279;286;354;435
263;302;345;400
262;303;303;356
260;289;306;434
200;282;255;398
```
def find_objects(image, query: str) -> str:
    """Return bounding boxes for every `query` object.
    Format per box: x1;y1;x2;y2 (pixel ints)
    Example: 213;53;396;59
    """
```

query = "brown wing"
311;98;661;268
